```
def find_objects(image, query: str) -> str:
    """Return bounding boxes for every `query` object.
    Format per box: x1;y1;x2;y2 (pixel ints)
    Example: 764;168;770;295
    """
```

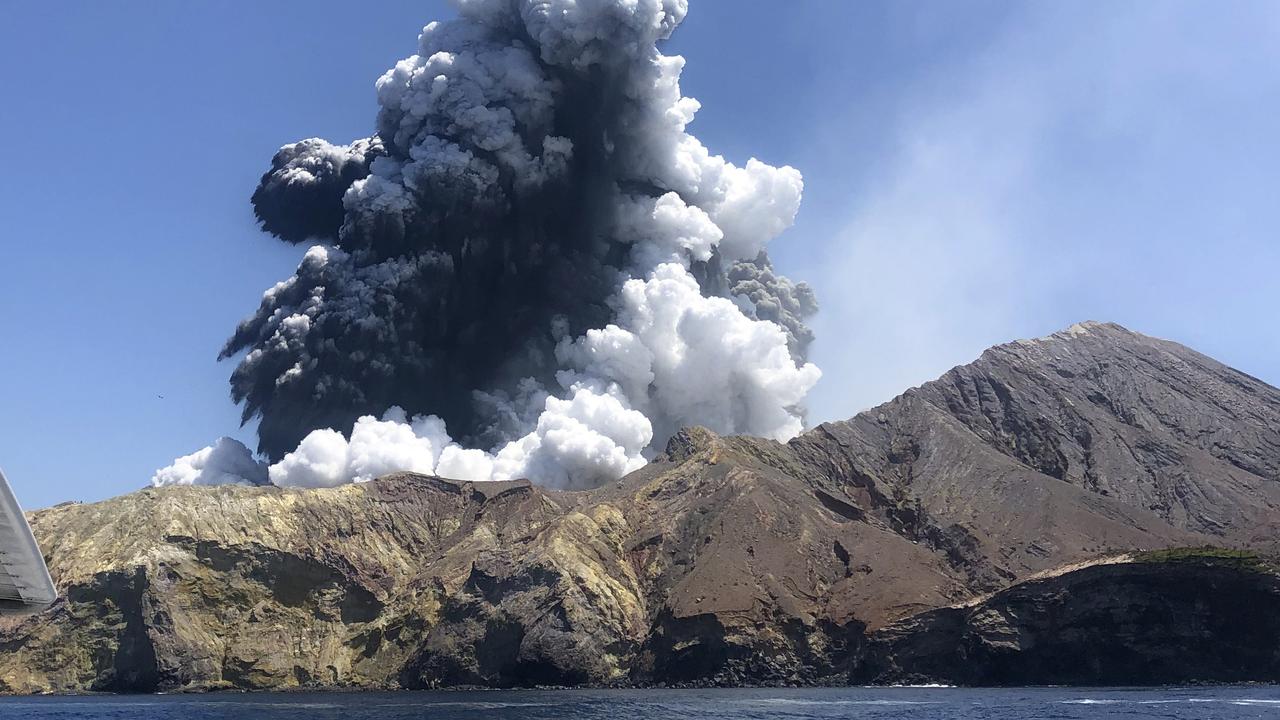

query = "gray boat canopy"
0;468;56;614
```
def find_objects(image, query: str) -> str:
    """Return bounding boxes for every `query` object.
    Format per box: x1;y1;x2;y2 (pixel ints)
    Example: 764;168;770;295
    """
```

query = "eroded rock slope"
1;322;1276;691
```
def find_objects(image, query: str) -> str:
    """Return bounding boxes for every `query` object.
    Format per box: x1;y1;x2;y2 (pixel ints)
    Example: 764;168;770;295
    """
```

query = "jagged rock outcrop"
1;321;1277;691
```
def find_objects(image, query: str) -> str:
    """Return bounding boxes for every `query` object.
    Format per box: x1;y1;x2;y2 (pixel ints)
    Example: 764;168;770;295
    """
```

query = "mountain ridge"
847;320;1280;543
2;320;1277;692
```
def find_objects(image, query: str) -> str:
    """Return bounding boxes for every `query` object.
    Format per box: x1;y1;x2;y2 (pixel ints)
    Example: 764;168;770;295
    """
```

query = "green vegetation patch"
1134;546;1277;573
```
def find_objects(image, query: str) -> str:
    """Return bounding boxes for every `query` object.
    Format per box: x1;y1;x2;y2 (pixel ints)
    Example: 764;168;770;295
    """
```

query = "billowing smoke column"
154;0;819;491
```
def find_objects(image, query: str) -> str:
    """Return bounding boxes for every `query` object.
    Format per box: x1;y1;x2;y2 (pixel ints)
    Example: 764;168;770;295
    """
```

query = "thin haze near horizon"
1;1;1276;508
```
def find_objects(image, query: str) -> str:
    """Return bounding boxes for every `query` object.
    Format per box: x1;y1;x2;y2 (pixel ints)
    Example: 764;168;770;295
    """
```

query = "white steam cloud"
154;0;819;491
151;438;268;487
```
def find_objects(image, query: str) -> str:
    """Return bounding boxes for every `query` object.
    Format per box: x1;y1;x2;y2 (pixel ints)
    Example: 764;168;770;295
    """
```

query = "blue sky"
1;1;1277;508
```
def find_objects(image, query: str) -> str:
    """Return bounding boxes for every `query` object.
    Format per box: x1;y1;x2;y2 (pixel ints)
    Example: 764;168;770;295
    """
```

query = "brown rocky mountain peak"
2;321;1278;691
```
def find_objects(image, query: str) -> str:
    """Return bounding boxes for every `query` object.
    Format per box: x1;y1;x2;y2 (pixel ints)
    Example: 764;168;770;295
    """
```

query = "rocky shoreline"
8;548;1280;694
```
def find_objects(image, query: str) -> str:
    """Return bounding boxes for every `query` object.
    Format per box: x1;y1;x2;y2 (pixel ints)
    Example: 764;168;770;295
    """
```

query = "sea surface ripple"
1;686;1278;719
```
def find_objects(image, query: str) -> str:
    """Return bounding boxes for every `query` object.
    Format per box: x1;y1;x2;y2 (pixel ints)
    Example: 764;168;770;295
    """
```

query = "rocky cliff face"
1;322;1277;692
858;551;1280;686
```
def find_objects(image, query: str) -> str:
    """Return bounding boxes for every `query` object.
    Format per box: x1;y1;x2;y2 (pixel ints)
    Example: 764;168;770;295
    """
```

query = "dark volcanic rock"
857;552;1280;686
0;322;1277;691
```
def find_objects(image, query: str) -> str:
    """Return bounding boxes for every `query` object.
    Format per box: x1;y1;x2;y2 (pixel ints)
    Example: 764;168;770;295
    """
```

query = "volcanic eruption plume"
155;0;820;490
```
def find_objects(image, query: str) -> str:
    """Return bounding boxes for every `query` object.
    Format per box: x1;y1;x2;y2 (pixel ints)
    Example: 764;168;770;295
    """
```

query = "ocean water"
0;686;1278;719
